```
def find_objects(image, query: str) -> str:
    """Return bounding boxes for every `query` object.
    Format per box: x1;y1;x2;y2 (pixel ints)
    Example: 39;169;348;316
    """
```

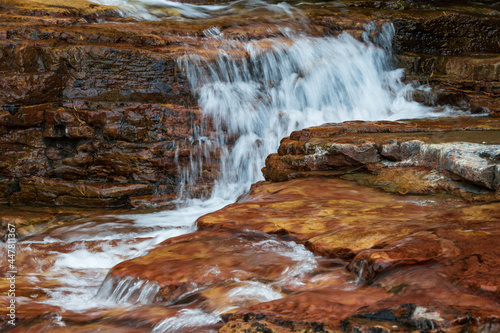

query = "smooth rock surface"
104;178;500;332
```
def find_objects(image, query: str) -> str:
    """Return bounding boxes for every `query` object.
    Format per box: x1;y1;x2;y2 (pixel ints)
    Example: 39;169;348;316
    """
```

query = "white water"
178;23;438;199
153;309;222;333
15;5;450;330
21;198;230;312
90;0;304;20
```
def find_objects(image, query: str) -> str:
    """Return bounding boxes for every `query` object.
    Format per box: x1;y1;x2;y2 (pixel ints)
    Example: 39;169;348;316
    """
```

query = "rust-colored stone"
129;193;177;209
0;205;98;237
193;178;499;332
0;0;498;209
221;287;389;332
108;230;311;302
263;118;500;201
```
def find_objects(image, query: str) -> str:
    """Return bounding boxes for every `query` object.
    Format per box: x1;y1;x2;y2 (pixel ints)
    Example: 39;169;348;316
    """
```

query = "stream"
4;0;463;331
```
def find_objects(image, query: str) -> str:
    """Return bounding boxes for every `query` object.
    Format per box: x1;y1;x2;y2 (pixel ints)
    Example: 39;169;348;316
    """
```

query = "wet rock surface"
215;181;500;332
0;0;499;332
102;178;500;332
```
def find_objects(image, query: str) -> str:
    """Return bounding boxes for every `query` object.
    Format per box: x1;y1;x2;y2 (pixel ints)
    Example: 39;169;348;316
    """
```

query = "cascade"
178;23;432;199
11;1;454;331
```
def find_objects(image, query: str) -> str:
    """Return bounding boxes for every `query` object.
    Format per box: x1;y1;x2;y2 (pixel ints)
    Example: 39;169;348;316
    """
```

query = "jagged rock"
9;177;154;207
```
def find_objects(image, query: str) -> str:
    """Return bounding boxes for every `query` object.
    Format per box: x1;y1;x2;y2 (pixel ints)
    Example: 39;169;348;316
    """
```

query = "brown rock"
221;287;389;332
0;104;46;127
1;0;119;18
193;178;500;331
0;205;91;237
129;193;177;209
10;177;154;207
19;177;153;198
0;0;498;210
198;179;446;255
263;118;500;201
445;55;500;82
0;178;13;203
107;230;313;302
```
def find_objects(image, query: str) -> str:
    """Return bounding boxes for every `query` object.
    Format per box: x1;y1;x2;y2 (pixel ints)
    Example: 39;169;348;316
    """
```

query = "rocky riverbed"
0;0;499;332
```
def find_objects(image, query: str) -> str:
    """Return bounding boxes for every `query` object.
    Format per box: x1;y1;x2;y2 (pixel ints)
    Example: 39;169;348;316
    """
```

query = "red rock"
193;178;500;331
199;178;445;248
1;0;499;331
108;230;313;302
0;0;498;210
221;287;390;332
0;205;94;237
0;104;46;127
9;177;154;207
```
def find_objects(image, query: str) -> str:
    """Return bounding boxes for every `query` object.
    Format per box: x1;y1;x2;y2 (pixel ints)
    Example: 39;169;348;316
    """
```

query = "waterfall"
32;14;440;322
178;23;431;200
32;2;445;330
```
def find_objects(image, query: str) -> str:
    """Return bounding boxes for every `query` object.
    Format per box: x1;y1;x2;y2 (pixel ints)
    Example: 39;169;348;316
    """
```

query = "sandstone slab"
200;178;500;332
263;117;500;201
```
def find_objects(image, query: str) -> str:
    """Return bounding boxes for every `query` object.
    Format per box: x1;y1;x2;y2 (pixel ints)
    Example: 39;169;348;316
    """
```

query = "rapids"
4;1;460;331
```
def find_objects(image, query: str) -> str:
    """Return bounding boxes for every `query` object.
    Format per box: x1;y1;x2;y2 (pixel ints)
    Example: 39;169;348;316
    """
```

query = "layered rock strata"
263;117;500;201
93;178;500;332
0;0;212;207
0;0;499;207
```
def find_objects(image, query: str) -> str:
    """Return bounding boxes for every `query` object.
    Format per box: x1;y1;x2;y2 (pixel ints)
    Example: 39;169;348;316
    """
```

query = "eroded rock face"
263;117;500;201
1;0;499;332
0;1;215;208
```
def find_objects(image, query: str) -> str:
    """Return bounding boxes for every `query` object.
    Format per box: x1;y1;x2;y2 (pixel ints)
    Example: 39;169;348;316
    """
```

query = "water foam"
23;4;449;327
89;0;303;20
153;309;222;333
179;23;435;199
90;0;228;19
33;198;230;311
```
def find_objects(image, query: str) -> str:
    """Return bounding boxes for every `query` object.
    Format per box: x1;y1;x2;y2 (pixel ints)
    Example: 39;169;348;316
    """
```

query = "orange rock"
221;286;390;332
194;178;500;331
199;178;442;251
108;230;315;302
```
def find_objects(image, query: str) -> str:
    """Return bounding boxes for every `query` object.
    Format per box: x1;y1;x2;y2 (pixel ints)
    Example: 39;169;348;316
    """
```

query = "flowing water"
4;0;459;331
90;0;308;20
177;23;436;200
